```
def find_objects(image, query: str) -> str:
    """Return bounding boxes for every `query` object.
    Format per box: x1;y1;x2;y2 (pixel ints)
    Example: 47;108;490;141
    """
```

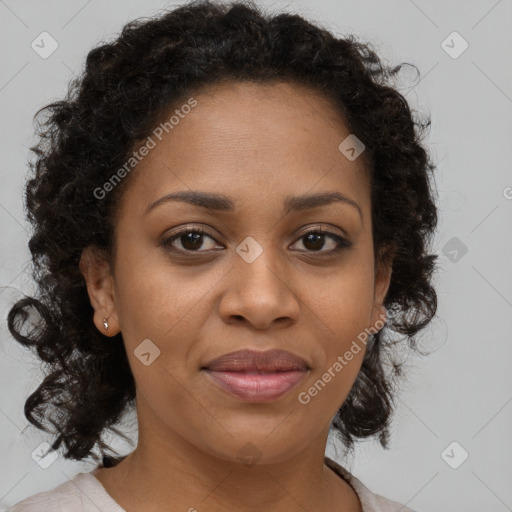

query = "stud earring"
103;317;109;331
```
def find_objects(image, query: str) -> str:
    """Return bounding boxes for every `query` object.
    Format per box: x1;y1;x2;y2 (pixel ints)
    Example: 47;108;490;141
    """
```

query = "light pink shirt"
8;457;418;511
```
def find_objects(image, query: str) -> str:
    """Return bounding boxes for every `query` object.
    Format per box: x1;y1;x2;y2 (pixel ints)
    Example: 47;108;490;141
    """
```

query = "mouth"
201;349;310;402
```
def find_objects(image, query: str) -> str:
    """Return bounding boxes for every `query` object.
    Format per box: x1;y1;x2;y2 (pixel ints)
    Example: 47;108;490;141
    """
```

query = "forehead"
119;80;371;217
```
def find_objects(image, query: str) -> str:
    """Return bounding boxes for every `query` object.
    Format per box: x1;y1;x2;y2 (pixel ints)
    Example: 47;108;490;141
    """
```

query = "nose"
218;248;300;330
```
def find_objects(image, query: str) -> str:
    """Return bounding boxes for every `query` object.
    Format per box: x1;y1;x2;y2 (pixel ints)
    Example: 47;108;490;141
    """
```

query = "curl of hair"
7;0;438;465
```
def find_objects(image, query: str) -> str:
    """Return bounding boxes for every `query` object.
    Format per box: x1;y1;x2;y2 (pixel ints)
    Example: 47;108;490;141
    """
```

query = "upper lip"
202;349;310;372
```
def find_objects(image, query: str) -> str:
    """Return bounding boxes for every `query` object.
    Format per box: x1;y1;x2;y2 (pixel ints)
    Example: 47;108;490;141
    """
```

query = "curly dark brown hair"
7;0;438;467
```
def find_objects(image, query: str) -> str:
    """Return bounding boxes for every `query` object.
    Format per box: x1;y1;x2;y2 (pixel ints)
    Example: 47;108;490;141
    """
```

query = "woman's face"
83;80;392;465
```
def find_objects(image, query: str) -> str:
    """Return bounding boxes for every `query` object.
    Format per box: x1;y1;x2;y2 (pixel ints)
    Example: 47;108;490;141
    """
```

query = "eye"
161;227;221;253
160;225;352;256
290;227;352;255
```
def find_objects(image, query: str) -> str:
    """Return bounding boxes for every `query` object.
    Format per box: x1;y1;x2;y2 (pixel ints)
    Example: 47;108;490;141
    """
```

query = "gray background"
1;1;511;511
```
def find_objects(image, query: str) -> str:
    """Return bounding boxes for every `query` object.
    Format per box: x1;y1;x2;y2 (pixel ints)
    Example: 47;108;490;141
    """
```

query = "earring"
103;317;109;331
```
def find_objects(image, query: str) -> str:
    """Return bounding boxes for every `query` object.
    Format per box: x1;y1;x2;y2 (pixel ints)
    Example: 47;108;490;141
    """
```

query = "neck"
93;406;361;512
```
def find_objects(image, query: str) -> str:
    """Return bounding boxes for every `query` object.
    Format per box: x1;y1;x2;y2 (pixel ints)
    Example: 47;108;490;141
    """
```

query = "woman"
7;0;438;510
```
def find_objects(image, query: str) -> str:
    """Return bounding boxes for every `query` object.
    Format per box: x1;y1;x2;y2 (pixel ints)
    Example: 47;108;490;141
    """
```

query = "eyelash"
160;225;352;257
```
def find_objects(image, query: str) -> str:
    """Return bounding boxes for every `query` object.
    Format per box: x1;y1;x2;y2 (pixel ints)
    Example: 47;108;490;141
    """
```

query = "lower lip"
204;369;308;402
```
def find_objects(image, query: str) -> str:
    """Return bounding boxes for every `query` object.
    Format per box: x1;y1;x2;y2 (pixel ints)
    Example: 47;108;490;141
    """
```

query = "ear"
369;244;395;331
79;245;120;337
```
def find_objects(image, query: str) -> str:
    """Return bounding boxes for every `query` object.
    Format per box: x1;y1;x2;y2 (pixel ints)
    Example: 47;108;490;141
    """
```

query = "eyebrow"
144;190;362;221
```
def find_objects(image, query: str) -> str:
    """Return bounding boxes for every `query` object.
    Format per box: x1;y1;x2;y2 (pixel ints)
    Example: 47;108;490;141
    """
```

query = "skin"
80;80;393;512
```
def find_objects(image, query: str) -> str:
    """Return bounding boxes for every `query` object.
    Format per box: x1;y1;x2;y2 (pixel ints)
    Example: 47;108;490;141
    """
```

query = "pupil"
304;233;324;251
182;232;203;250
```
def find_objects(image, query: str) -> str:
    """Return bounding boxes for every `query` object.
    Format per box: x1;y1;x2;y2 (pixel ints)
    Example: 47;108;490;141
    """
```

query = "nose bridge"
234;234;287;298
219;235;299;328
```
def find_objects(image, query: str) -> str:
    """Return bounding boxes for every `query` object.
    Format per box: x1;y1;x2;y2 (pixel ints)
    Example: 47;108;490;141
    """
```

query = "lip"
203;349;310;372
202;349;310;402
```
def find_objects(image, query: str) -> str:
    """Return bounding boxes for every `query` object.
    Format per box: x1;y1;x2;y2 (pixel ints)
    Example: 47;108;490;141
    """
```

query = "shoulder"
324;457;418;512
7;472;108;512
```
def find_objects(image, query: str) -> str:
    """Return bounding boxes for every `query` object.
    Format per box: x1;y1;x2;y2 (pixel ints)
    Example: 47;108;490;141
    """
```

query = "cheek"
299;287;370;419
113;240;210;341
112;244;231;400
304;257;374;403
311;257;375;340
